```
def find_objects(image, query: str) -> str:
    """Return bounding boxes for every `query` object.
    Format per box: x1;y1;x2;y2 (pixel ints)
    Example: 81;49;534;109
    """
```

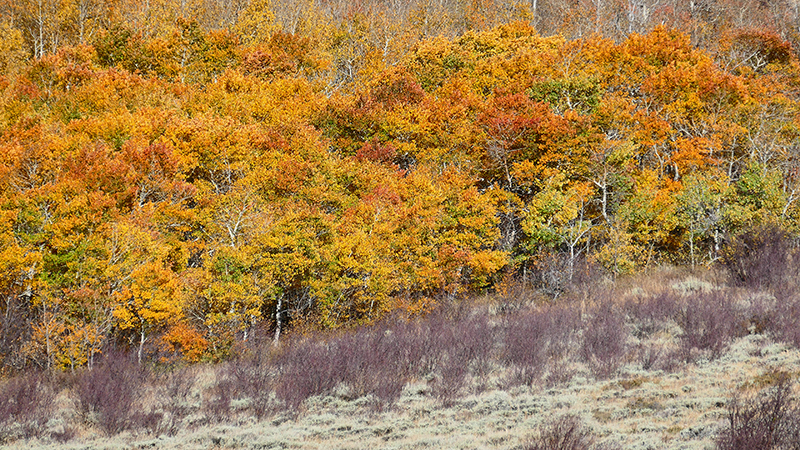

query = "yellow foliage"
0;21;28;75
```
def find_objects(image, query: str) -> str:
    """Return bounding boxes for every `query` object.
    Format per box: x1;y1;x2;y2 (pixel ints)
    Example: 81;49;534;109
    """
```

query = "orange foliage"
1;7;799;368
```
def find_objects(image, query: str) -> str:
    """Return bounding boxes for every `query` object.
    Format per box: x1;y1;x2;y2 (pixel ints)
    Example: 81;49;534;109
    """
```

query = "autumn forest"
0;0;799;373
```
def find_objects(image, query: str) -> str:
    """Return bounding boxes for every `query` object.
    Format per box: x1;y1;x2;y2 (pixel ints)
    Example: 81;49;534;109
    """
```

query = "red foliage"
355;138;397;165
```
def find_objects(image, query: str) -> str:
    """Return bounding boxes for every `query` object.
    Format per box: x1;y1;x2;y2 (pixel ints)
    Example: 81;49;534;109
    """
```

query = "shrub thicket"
723;224;796;291
716;372;800;450
75;351;154;435
580;299;627;379
0;371;55;441
502;304;581;387
518;415;622;450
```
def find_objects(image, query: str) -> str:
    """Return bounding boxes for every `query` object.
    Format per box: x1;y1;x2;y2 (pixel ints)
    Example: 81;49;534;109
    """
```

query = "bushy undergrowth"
2;233;800;443
581;300;628;379
503;303;581;387
268;307;497;411
723;224;796;291
155;366;196;435
75;351;158;436
0;371;55;442
715;372;800;450
517;415;621;450
677;291;747;362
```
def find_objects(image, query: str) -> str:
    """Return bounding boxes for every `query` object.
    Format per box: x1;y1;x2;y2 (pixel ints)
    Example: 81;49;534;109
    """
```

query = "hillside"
3;264;800;449
2;3;800;448
10;336;800;450
2;1;800;369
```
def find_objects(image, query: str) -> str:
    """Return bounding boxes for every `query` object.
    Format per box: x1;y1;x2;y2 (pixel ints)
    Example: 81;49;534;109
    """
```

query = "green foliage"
526;77;601;115
727;162;786;226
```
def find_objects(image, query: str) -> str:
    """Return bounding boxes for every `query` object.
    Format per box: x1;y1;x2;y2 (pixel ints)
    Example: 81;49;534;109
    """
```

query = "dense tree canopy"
1;0;799;369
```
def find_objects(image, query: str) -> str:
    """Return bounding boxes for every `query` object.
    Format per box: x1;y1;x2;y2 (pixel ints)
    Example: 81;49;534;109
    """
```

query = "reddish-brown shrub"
723;224;796;291
624;291;681;339
769;291;800;350
580;300;628;379
503;304;580;387
0;371;55;441
204;372;233;423
274;339;339;412
518;415;600;450
329;323;409;408
154;367;196;436
716;372;800;450
156;366;196;435
677;291;745;362
215;348;277;420
75;351;150;435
